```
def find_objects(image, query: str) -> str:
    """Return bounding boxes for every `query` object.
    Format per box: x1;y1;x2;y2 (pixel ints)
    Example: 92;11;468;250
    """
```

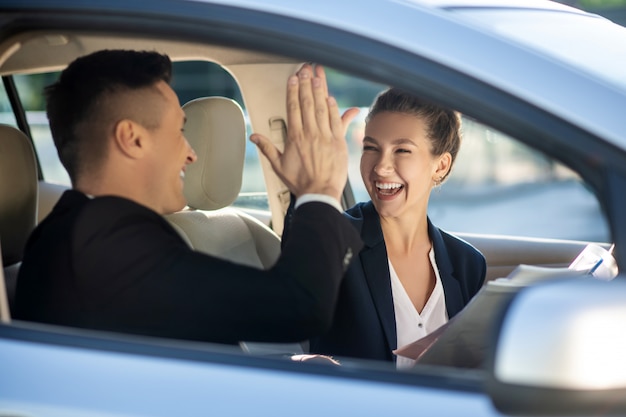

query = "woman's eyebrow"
392;138;418;146
363;136;417;146
363;136;377;144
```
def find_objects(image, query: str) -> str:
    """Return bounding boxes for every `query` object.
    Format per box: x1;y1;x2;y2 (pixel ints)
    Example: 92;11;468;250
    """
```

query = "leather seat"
0;124;39;320
166;96;281;269
166;97;309;354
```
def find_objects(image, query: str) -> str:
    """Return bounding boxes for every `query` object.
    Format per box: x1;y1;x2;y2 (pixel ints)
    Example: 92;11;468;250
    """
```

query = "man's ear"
113;119;146;159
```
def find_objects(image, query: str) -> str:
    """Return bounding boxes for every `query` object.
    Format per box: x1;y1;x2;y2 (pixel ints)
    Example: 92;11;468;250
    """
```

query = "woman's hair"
366;88;461;181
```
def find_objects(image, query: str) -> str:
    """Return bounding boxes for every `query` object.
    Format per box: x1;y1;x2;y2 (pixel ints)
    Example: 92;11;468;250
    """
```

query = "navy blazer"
309;201;486;362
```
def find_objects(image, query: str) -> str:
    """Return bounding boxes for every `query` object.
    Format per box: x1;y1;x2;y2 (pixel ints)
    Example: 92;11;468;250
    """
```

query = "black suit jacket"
307;201;486;362
15;190;362;344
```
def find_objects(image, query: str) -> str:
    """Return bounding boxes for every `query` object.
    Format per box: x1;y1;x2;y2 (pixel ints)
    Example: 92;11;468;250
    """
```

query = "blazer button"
342;247;353;270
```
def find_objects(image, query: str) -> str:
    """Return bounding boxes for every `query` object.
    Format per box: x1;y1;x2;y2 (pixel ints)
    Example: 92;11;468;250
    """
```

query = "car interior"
0;123;38;318
0;28;614;367
165;96;281;269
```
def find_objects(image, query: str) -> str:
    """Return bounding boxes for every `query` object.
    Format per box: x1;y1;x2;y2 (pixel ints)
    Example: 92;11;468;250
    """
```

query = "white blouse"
389;246;448;369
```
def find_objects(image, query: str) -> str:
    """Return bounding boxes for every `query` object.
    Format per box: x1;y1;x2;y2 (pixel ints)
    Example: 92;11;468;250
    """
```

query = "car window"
0;82;17;127
331;70;610;242
429;117;609;241
1;73;70;183
11;65;605;242
170;61;267;211
6;62;268;211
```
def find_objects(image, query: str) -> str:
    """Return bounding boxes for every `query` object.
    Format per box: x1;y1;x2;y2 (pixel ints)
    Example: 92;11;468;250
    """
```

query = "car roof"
2;0;626;150
397;0;583;11
187;0;626;150
194;0;581;12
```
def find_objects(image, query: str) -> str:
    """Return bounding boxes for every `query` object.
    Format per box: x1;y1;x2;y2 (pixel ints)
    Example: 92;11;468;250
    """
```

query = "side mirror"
486;277;626;415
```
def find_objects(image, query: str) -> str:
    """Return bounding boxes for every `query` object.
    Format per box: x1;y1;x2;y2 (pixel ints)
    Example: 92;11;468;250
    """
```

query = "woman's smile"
375;181;404;199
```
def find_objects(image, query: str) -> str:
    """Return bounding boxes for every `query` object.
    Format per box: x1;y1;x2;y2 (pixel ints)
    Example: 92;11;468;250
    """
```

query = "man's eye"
396;148;411;154
362;146;377;152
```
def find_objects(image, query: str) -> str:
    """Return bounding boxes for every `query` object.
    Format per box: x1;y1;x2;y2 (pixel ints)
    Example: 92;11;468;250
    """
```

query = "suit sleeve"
73;200;362;345
281;193;297;250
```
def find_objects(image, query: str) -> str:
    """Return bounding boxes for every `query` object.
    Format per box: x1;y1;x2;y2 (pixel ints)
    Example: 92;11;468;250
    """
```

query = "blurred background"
557;0;626;23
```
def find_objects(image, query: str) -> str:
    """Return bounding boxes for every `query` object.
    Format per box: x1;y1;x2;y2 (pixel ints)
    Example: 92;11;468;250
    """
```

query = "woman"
309;88;486;367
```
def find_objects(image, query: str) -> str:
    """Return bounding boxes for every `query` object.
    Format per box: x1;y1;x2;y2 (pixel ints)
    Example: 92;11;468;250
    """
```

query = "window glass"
14;71;70;185
330;72;609;242
170;61;266;210
173;62;267;211
8;73;71;184
0;80;17;126
9;65;610;241
430;118;609;241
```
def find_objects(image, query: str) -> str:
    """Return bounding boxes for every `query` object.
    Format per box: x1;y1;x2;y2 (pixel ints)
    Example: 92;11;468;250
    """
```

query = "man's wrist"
295;194;342;212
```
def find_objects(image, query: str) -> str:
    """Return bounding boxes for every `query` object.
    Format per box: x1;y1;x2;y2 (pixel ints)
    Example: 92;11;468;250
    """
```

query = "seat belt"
268;117;291;235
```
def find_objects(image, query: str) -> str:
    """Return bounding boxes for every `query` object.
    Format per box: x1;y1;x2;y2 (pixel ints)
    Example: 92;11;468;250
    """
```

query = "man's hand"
251;64;359;202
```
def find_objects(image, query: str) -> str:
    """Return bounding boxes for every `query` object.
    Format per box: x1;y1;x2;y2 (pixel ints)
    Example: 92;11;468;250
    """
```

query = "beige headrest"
0;124;38;265
182;97;246;210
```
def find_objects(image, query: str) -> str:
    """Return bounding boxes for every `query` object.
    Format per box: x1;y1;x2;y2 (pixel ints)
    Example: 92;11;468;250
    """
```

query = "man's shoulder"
49;189;152;215
43;190;170;243
79;194;159;221
44;192;188;268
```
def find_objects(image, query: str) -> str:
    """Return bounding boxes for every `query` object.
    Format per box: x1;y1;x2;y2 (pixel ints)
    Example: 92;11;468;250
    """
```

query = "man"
15;50;362;344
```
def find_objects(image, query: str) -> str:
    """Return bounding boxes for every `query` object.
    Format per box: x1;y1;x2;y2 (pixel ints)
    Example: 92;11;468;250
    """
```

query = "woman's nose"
374;154;393;175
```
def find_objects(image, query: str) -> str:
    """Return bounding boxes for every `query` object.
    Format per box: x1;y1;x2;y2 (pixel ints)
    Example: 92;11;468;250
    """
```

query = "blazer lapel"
359;202;397;351
428;219;464;317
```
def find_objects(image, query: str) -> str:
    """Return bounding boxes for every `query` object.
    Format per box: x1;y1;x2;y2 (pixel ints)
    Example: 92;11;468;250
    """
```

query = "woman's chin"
372;199;401;218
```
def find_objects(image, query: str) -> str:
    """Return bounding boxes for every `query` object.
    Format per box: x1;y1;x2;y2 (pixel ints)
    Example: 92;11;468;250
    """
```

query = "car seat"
166;97;307;355
0;124;38;320
166;96;281;269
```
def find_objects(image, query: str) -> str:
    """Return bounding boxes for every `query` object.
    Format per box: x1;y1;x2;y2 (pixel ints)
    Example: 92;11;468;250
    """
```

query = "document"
394;265;589;368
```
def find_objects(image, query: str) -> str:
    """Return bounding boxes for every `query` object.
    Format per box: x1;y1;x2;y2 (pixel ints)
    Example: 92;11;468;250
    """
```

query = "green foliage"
580;0;626;7
562;0;626;8
14;72;59;111
325;68;386;108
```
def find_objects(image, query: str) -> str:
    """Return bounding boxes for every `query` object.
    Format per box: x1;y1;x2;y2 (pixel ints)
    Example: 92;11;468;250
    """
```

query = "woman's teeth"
376;182;403;195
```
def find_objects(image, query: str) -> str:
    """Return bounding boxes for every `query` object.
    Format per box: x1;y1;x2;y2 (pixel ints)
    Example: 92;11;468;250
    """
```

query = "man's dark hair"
45;49;172;182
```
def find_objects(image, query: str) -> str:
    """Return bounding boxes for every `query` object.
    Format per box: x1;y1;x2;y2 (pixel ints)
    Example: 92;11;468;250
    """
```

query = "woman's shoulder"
436;226;485;262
